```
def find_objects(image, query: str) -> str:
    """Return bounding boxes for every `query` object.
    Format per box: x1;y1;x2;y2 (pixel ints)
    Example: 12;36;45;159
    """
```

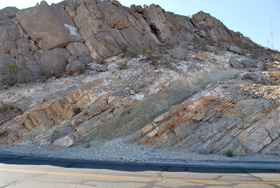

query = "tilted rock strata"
0;0;280;156
0;51;241;147
125;76;280;156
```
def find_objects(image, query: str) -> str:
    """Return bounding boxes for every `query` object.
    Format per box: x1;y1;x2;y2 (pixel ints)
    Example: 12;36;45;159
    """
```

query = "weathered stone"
143;4;174;44
95;32;122;56
191;11;236;43
120;27;145;53
229;58;244;69
0;7;19;19
141;124;154;134
0;54;18;85
17;128;29;138
95;64;108;72
0;0;277;158
76;118;102;136
262;137;280;155
24;118;34;130
54;134;75;147
229;45;243;55
85;36;111;59
65;60;86;75
108;28;129;50
16;3;81;51
169;46;187;60
66;42;90;56
229;58;255;69
39;48;70;76
0;14;21;43
100;3;130;30
29;40;37;52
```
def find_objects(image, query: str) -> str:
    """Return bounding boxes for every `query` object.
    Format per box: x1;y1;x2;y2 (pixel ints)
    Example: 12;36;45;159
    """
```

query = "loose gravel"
1;137;280;163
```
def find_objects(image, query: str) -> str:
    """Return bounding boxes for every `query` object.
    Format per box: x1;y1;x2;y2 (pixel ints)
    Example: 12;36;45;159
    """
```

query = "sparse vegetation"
118;61;128;70
3;63;30;86
142;45;162;65
72;107;82;115
226;150;234;157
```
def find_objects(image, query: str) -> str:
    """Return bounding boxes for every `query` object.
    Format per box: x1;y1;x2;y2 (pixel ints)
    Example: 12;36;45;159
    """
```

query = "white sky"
0;0;63;9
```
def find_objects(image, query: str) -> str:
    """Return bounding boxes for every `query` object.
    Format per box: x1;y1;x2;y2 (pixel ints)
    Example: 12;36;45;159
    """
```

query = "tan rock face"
124;75;280;156
39;48;70;76
16;2;81;51
0;0;279;157
0;0;259;86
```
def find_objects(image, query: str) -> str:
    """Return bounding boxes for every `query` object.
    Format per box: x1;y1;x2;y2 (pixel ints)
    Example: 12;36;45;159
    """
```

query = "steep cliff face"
0;0;279;156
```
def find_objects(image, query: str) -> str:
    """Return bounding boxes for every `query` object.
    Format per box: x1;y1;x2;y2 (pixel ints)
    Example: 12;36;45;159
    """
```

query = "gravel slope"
1;137;280;163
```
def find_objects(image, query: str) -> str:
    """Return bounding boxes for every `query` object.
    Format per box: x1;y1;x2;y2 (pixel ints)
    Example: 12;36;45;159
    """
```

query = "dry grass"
268;71;280;80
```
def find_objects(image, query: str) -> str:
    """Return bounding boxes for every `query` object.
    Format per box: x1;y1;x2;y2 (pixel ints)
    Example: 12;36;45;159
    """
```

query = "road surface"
0;155;280;188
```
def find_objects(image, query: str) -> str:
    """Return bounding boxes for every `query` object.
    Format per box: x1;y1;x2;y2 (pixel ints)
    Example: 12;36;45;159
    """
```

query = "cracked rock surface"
0;0;280;160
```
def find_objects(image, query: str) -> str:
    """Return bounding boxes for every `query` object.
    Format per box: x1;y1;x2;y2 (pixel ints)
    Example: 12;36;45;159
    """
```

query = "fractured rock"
16;2;81;51
65;59;86;75
229;45;243;55
66;42;90;57
169;46;187;60
40;48;70;76
143;4;174;44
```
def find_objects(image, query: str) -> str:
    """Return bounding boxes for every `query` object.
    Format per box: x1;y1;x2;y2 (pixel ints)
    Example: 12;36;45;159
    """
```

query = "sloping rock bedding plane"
0;0;280;157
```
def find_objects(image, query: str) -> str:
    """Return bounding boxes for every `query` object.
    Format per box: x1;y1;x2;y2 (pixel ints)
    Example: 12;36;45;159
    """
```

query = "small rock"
169;46;187;60
53;135;75;147
229;58;244;69
82;142;90;148
129;90;136;95
95;64;108;72
65;60;86;75
228;45;243;55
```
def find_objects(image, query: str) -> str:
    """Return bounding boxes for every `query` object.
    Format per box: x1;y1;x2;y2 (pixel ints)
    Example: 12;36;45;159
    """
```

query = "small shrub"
142;45;162;64
226;150;234;157
118;62;128;70
72;107;82;115
3;64;29;86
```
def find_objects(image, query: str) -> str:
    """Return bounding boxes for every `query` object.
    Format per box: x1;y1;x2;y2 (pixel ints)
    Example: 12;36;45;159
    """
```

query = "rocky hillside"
0;0;280;156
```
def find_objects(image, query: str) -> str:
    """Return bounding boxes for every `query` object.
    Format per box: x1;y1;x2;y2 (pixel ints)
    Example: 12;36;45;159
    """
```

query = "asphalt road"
0;155;280;188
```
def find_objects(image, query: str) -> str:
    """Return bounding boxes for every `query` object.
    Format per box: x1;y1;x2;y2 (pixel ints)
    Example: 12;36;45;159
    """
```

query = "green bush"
142;45;162;64
226;150;234;157
72;107;82;115
3;64;29;86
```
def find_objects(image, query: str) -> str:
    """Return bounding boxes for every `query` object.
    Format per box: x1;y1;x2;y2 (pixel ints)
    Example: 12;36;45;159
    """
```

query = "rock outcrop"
125;76;280;156
16;2;82;51
0;0;258;85
0;0;280;157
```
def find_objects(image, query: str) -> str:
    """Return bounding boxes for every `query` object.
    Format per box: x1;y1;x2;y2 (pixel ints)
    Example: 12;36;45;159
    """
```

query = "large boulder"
100;2;130;30
143;4;174;44
16;1;81;51
191;11;234;43
66;42;90;57
85;32;121;59
0;54;30;85
39;48;70;76
65;56;86;75
0;11;21;54
0;7;19;19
